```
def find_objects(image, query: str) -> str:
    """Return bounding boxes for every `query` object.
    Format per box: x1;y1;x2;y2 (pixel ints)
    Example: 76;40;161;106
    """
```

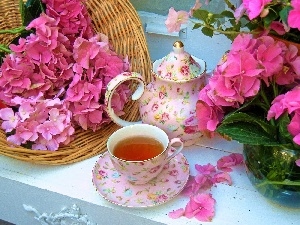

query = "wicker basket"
0;0;152;164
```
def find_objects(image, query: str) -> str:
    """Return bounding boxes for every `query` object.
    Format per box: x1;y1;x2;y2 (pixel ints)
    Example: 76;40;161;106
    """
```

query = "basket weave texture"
0;0;152;165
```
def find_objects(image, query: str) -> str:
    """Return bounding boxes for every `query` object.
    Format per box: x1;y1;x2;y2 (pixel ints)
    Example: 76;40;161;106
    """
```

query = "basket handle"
105;72;145;127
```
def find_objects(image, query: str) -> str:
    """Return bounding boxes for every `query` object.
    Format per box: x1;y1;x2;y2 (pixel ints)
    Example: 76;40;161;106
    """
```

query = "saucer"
92;152;190;208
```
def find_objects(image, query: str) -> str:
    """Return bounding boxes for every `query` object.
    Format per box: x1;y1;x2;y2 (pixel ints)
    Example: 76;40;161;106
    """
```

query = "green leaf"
217;122;280;145
223;27;238;41
220;10;234;18
263;9;278;28
216;112;279;145
222;112;276;133
279;6;292;25
26;0;45;21
277;113;293;144
20;0;45;26
210;14;225;20
19;0;28;26
0;52;6;65
201;27;214;37
193;23;202;30
193;9;209;21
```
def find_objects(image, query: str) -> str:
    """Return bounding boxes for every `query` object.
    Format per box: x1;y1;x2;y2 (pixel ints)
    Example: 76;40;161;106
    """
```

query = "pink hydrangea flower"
270;21;287;35
288;0;300;30
0;108;20;132
196;98;224;137
197;34;300;139
256;37;284;80
287;111;300;145
268;88;300;122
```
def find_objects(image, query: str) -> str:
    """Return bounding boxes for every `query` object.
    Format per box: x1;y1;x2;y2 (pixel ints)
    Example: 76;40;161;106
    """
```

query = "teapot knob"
173;41;184;48
173;41;184;54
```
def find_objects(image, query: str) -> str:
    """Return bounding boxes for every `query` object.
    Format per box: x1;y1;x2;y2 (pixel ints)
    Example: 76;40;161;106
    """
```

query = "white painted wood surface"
0;135;299;225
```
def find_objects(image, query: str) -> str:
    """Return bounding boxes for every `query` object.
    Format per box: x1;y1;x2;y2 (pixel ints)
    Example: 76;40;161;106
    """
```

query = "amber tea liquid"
113;136;164;161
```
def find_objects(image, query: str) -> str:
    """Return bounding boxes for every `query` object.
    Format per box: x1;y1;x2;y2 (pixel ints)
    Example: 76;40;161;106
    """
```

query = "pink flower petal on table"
217;153;244;172
194;174;214;190
213;172;232;185
185;193;216;222
168;208;185;219
181;175;201;196
195;163;216;175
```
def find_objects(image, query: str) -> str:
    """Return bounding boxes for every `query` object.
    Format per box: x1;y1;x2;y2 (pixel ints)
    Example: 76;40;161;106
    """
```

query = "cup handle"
165;138;184;163
105;72;145;127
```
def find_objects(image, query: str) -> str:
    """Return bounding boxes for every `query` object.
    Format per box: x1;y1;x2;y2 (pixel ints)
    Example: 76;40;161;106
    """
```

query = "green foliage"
21;0;45;26
279;5;292;24
191;7;246;41
277;112;294;145
244;144;300;205
216;112;280;146
190;0;299;43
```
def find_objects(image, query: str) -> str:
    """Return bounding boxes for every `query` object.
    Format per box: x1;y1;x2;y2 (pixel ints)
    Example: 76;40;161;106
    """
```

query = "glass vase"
243;144;300;208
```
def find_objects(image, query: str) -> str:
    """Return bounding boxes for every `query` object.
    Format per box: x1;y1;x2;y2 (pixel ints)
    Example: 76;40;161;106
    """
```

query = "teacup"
107;124;184;185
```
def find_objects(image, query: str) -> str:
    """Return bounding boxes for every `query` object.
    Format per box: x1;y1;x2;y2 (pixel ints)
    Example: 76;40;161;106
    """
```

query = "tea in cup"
107;124;184;185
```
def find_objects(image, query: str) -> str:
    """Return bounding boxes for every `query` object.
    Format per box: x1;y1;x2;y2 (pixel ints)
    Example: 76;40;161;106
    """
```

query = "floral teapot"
105;41;207;145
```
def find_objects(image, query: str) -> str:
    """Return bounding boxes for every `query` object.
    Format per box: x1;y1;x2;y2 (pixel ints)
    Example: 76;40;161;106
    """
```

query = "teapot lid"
156;41;202;81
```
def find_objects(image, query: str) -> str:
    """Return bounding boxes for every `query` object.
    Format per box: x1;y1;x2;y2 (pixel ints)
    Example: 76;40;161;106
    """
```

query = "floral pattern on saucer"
92;152;190;208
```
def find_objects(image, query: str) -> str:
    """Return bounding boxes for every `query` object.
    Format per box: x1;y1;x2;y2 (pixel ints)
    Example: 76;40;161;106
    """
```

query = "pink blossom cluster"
65;34;130;131
268;87;300;145
236;0;300;31
196;34;300;138
169;153;243;222
0;94;74;151
0;0;130;150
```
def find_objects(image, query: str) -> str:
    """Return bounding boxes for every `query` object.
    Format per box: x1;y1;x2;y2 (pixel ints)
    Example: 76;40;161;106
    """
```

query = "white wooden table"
0;135;299;225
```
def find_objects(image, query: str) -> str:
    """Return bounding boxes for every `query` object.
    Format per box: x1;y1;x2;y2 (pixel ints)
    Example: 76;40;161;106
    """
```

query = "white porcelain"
92;151;190;207
107;124;183;185
105;41;207;146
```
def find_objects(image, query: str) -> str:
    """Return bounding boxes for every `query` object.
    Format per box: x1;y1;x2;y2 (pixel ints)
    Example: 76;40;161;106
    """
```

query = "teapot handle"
105;72;145;127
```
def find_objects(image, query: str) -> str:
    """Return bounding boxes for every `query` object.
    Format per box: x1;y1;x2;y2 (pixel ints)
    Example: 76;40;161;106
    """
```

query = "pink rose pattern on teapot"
105;41;207;146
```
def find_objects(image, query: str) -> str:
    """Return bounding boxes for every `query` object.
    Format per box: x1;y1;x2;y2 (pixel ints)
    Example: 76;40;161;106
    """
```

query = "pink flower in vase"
288;0;300;30
296;159;300;167
288;111;300;145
